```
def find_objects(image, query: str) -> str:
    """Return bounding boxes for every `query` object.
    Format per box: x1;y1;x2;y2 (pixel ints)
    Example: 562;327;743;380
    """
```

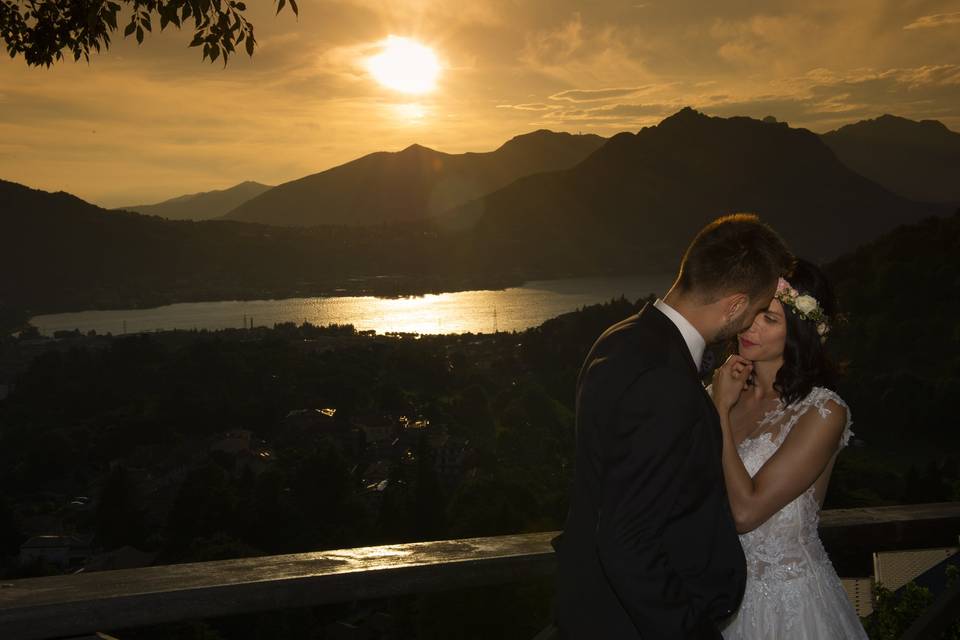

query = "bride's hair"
770;259;839;405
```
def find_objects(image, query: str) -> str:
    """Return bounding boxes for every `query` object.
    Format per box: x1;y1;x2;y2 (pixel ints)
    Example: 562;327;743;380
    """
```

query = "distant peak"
512;129;561;139
498;129;564;149
400;143;435;154
658;107;709;127
674;106;706;118
843;114;950;133
493;129;604;155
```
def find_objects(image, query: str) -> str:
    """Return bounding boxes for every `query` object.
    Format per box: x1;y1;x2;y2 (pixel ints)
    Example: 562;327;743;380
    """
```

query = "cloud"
3;0;960;205
895;64;960;87
904;11;960;30
520;12;585;68
549;86;653;102
699;63;960;130
496;103;551;111
496;101;675;130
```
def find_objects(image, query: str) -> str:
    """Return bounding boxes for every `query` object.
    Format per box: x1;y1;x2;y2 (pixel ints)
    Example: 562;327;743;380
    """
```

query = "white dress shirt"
653;298;706;371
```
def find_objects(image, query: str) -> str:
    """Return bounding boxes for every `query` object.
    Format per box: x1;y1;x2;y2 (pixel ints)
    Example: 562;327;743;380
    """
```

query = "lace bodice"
736;387;852;579
721;387;866;638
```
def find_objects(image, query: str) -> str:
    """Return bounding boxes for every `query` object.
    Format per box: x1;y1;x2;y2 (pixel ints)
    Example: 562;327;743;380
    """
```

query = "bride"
710;259;868;639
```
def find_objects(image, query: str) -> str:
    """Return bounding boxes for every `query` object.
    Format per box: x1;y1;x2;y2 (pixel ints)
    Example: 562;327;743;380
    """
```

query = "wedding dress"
721;386;868;639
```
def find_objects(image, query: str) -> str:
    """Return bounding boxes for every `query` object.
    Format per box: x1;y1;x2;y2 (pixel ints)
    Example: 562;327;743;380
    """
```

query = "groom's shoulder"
587;306;674;370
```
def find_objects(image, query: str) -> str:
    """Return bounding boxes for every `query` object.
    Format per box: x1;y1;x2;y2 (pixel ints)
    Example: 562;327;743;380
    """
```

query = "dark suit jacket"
553;303;746;639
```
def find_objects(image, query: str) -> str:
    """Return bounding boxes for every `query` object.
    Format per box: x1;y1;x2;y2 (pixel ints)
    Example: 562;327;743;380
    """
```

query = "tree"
0;0;298;67
0;304;29;336
95;464;148;551
0;496;23;561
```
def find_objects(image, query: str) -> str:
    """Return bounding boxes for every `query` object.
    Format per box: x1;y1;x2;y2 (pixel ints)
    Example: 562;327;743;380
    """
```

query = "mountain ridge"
3;109;954;315
820;114;960;203
450;108;944;273
222;130;606;227
119;181;273;221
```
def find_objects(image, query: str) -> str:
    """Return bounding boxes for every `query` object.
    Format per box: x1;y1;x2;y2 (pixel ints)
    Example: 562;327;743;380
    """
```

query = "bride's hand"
711;355;753;412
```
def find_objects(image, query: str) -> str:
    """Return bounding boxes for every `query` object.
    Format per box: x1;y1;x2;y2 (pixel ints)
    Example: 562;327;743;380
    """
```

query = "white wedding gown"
721;386;868;639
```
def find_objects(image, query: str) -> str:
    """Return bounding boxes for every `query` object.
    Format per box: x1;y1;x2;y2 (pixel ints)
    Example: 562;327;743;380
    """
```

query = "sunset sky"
2;0;959;208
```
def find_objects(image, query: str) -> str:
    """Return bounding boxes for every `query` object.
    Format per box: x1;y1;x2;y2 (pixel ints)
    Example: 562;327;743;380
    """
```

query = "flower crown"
776;277;830;341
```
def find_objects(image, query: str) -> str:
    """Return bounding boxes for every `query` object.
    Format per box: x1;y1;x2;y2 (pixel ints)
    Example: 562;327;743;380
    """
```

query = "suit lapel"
641;304;724;452
641;304;701;380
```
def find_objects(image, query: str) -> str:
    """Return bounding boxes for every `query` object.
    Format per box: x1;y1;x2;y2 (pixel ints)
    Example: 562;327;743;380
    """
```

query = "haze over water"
30;275;673;337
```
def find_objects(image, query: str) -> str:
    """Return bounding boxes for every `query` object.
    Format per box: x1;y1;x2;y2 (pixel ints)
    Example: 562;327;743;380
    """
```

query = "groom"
553;214;793;639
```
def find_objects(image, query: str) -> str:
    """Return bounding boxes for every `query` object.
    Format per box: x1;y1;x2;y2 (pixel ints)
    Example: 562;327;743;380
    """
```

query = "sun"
367;36;441;94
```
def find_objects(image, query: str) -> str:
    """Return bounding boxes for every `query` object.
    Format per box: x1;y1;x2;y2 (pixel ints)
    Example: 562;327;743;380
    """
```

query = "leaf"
289;0;298;15
236;2;246;10
124;21;136;37
136;26;144;44
276;0;285;15
210;45;219;62
189;31;204;47
245;33;254;56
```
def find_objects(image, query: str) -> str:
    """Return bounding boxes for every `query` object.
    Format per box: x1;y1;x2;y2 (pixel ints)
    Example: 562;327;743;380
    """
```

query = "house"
356;419;395;445
434;436;471;491
84;545;157;572
280;408;363;456
19;534;93;569
210;429;273;477
210;429;254;455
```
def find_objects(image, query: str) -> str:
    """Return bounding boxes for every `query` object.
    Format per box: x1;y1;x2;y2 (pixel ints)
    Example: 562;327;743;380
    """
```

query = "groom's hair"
677;213;794;302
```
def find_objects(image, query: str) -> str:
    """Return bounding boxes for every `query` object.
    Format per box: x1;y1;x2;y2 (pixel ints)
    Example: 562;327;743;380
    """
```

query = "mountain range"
119;181;272;221
1;180;463;314
221;130;605;227
456;108;943;273
820;114;960;204
127;113;958;231
3;109;955;315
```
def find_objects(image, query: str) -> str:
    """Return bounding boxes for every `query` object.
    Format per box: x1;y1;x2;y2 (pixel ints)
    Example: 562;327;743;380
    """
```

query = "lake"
29;275;674;336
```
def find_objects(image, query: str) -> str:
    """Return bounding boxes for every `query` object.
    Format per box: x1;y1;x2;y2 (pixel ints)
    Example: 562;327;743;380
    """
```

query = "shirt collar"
653;298;706;370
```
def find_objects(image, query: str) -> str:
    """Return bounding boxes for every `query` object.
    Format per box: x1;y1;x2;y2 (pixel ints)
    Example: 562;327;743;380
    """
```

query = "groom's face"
715;280;778;343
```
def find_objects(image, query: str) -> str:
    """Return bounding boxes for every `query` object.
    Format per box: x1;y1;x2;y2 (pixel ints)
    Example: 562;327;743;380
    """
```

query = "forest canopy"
0;0;297;66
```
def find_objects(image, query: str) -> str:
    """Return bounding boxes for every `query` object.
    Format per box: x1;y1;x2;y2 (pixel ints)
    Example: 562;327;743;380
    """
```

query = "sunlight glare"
367;36;441;94
395;103;427;122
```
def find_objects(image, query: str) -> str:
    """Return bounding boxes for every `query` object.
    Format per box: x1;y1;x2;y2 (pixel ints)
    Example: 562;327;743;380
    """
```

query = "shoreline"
26;273;672;337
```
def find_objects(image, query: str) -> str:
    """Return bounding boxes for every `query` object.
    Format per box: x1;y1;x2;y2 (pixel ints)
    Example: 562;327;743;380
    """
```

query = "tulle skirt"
721;562;868;639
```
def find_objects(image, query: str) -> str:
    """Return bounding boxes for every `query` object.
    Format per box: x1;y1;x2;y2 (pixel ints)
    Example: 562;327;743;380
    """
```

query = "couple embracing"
554;214;867;639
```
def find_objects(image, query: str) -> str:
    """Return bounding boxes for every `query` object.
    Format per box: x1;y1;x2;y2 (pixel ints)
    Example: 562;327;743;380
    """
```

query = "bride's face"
737;298;787;361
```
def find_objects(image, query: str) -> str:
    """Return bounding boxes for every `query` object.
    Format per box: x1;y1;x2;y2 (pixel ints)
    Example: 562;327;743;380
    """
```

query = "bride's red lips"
739;336;757;348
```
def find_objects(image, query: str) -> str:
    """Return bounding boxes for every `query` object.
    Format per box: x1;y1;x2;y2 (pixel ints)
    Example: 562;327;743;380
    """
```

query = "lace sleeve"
808;387;854;448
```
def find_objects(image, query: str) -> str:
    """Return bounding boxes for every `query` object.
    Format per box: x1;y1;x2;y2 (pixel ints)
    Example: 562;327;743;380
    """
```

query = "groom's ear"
724;293;749;320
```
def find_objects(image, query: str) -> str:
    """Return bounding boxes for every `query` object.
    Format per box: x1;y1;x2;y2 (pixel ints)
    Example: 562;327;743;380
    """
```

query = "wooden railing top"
0;532;557;640
819;502;960;527
1;502;958;640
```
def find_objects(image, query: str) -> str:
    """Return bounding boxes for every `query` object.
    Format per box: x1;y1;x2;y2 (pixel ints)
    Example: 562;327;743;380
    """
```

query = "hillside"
821;115;960;204
450;108;944;275
119;181;273;221
223;130;605;227
0;180;486;314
